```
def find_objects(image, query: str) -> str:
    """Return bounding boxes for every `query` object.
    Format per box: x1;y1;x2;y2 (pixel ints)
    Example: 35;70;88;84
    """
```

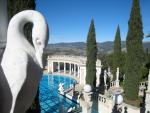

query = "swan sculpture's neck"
6;10;48;57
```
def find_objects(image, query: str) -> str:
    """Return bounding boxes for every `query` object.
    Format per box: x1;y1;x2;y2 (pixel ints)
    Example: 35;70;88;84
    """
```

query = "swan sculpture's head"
32;11;49;68
32;19;48;68
7;10;49;68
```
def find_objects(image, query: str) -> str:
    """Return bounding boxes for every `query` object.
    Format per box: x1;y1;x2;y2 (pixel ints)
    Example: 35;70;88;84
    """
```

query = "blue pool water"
39;74;79;113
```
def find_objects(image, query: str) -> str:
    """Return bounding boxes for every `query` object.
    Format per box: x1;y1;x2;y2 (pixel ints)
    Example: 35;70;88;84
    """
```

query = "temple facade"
47;55;102;85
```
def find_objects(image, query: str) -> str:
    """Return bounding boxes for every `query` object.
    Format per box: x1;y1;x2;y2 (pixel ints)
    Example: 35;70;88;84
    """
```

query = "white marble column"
145;69;150;112
51;61;54;73
64;62;66;74
47;60;50;73
74;64;76;76
69;63;71;75
78;66;80;78
58;62;60;73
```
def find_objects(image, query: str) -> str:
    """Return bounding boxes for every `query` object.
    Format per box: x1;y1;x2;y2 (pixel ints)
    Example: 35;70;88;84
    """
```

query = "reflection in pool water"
39;74;79;113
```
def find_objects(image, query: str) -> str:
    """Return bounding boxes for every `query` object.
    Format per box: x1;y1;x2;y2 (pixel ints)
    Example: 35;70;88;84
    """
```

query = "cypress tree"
113;25;122;80
124;0;144;100
86;20;97;88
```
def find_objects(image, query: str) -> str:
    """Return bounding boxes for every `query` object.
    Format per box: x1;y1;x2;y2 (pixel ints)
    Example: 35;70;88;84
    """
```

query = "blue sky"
36;0;150;44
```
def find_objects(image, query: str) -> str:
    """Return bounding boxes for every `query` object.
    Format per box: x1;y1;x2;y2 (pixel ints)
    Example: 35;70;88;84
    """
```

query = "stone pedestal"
116;80;120;88
79;99;91;113
83;91;93;105
81;91;93;113
145;69;150;112
145;91;150;113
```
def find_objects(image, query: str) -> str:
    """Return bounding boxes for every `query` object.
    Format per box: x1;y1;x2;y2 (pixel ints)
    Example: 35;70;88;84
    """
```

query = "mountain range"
45;41;150;55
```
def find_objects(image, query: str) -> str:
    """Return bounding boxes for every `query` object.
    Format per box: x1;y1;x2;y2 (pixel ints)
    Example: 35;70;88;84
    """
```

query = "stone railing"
110;81;116;88
98;94;108;103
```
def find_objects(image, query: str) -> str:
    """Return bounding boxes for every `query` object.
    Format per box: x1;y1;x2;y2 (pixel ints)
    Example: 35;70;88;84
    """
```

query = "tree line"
86;0;150;106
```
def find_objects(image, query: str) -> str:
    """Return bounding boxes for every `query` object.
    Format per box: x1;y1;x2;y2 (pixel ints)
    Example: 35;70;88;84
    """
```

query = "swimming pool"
39;74;79;113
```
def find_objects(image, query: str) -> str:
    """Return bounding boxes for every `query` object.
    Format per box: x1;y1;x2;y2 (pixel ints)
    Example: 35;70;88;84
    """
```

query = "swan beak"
36;50;43;68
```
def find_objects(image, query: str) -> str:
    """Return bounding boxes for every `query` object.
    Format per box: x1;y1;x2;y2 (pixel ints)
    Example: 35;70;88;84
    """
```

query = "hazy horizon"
49;40;150;45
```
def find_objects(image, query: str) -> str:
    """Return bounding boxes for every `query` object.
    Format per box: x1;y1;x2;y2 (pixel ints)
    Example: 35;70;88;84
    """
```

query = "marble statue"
107;67;113;81
67;106;75;113
115;68;120;88
145;69;150;112
58;83;64;93
104;70;107;86
1;10;48;113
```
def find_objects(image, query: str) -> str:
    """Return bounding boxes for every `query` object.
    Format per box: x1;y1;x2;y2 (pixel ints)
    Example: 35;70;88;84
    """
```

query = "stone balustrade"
110;81;116;88
98;94;108;103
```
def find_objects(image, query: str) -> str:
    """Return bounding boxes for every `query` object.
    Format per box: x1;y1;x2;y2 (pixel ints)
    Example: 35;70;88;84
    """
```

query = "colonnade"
47;55;102;85
48;61;80;78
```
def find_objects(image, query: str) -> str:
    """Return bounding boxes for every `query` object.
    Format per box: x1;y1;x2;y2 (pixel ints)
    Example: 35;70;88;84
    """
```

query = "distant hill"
45;41;150;55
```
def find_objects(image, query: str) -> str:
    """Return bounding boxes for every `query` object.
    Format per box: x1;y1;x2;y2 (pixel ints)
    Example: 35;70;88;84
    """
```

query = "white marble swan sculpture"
1;10;48;113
